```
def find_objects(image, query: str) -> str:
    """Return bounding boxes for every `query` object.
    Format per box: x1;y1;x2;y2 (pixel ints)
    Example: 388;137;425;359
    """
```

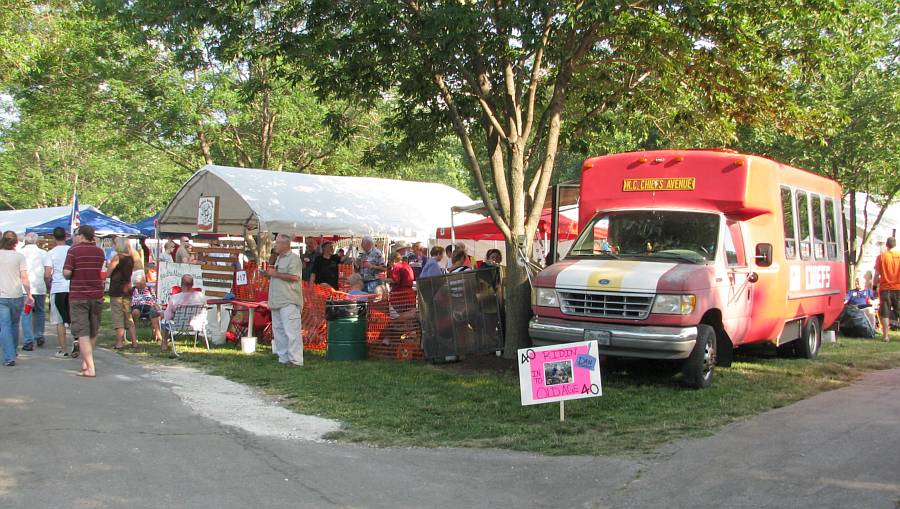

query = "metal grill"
558;290;653;320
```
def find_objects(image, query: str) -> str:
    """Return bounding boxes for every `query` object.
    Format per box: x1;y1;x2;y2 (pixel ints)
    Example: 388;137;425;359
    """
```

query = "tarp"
159;165;481;240
26;209;141;236
0;205;98;235
436;209;580;241
131;214;159;237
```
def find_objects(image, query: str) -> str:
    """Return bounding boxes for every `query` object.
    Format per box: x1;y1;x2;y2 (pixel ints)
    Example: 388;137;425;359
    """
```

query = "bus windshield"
568;210;720;263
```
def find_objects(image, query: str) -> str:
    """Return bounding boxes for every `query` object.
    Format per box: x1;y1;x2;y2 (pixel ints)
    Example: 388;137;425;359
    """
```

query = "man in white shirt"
18;232;52;351
47;227;71;357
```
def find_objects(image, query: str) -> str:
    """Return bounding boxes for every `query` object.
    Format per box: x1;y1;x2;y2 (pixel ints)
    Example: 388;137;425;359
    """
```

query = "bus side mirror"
755;243;773;267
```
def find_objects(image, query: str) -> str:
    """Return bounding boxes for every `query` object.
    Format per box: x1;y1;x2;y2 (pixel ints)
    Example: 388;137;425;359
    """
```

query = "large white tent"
0;205;98;235
845;193;900;271
159;165;481;240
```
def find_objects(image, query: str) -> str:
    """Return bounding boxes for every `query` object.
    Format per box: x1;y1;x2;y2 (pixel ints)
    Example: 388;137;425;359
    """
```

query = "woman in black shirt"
309;242;342;289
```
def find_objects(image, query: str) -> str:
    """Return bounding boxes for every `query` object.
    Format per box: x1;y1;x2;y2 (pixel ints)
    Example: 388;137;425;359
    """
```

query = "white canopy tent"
844;193;900;272
0;205;99;235
159;165;481;240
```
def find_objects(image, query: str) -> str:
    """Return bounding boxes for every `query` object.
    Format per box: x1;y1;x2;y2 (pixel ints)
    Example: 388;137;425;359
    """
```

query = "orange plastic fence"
230;261;423;361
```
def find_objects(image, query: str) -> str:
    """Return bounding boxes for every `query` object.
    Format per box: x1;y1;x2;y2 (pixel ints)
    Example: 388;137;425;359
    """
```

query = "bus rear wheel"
796;317;821;359
682;324;716;389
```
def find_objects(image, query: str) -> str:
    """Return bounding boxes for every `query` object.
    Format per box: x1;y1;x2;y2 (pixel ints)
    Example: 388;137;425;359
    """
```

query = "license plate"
583;329;611;346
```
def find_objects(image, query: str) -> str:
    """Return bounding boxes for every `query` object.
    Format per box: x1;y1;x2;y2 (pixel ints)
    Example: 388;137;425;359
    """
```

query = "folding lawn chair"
165;304;210;356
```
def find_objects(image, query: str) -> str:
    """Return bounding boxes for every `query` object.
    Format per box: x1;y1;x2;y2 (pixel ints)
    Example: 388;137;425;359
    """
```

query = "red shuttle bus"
529;149;846;388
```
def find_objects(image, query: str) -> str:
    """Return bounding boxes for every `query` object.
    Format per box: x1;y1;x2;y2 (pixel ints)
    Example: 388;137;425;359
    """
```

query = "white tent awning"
159;165;480;240
0;205;98;235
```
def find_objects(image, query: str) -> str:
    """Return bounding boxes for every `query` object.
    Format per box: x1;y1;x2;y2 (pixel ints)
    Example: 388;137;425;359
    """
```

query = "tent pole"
549;184;560;265
450;211;456;246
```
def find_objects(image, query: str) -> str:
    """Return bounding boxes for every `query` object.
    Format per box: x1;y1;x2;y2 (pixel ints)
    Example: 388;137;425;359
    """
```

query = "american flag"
69;192;80;234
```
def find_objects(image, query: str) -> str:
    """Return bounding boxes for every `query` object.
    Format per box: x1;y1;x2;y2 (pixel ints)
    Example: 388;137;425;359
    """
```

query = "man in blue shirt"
419;246;447;278
845;277;879;332
845;277;875;309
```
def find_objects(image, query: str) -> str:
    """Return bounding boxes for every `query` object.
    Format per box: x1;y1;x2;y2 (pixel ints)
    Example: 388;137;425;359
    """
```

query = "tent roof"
131;214;159;237
158;165;479;240
26;209;140;236
436;209;580;241
0;205;99;235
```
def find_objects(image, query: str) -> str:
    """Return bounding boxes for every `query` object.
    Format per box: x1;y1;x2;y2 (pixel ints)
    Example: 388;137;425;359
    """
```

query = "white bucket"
823;330;836;344
241;336;257;354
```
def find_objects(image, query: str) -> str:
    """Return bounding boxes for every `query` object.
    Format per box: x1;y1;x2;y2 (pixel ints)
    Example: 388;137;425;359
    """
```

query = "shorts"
131;304;161;319
110;296;134;329
70;299;103;338
879;290;900;318
50;293;70;325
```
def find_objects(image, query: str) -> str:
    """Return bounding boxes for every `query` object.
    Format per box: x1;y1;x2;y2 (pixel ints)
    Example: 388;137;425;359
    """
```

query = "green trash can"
326;301;368;360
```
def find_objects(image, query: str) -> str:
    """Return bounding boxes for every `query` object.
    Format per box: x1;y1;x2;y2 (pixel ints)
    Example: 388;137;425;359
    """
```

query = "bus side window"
796;191;811;260
825;198;838;260
781;187;797;259
811;195;825;259
725;221;745;266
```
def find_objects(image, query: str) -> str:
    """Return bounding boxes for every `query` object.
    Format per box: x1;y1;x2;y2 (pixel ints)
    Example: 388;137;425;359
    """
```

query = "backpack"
838;304;876;338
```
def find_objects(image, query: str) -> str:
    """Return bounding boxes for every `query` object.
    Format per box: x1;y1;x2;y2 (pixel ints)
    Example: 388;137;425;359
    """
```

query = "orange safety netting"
228;261;423;360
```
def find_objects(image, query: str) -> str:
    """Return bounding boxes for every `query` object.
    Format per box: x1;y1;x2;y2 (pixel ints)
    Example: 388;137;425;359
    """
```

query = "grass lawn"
101;307;900;456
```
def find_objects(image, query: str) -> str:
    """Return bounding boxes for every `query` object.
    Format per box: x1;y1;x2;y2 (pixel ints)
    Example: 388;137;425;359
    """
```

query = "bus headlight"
534;288;560;307
651;294;696;315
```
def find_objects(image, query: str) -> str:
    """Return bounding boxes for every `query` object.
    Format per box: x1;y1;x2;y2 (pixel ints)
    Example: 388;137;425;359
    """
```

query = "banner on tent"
197;196;219;233
157;262;205;304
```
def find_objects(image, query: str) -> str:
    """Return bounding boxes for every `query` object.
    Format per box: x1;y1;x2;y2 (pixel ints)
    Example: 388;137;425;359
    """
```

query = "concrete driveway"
2;336;899;509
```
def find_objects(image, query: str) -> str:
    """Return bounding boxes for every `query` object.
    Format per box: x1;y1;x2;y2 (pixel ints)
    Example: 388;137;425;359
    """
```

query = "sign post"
518;341;602;421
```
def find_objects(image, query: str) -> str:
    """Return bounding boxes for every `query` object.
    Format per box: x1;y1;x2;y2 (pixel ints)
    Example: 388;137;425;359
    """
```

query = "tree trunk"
848;191;857;277
502;238;533;358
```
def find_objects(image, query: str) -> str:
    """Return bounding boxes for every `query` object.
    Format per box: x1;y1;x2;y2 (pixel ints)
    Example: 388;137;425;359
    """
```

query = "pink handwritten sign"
518;341;602;406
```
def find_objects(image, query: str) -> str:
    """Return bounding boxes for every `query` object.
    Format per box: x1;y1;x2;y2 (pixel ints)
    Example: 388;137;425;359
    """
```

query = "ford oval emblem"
598;279;610;285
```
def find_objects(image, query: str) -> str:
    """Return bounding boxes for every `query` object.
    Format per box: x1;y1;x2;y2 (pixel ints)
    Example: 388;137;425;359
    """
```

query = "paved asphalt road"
2;336;899;509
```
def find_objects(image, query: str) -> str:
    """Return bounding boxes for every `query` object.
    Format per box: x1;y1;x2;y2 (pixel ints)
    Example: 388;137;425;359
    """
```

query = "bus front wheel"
682;324;716;389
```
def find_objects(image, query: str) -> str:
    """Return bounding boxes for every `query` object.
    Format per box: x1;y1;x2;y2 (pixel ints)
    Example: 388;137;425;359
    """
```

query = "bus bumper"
528;317;697;360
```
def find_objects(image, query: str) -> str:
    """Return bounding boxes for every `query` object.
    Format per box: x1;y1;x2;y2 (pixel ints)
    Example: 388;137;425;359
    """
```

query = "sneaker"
54;350;69;358
71;341;80;358
3;361;14;367
37;338;45;347
22;343;34;352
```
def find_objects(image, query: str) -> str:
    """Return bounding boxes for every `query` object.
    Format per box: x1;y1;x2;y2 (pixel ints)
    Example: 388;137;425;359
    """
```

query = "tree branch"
434;73;511;240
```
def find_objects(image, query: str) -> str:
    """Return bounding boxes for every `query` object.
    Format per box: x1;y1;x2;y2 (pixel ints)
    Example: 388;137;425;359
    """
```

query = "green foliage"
1;0;472;220
732;0;900;266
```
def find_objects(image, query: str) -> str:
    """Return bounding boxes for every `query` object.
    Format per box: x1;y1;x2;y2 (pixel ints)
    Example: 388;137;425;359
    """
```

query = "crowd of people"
0;225;207;375
0;221;515;374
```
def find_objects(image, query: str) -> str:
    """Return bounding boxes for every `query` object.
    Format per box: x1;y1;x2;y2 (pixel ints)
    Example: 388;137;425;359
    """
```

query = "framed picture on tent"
198;196;219;233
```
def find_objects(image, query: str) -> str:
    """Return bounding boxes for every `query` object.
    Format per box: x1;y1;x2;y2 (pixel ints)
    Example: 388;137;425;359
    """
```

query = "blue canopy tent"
26;209;141;236
131;214;159;237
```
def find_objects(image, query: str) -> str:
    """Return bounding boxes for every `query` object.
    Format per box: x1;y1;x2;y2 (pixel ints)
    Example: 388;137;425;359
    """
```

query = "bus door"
722;220;753;344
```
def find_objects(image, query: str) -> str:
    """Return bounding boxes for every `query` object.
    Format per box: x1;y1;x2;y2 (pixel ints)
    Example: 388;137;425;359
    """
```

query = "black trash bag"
838;304;876;338
325;299;367;320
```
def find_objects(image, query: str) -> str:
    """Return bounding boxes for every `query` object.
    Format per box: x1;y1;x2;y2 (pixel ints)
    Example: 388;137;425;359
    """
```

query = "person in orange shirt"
874;237;900;342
